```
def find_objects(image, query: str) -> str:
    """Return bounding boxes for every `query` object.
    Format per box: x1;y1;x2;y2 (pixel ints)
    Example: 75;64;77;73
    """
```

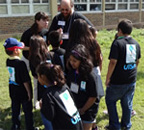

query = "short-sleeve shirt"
41;84;83;130
109;36;141;84
6;58;32;100
49;12;94;49
66;70;97;109
21;28;48;59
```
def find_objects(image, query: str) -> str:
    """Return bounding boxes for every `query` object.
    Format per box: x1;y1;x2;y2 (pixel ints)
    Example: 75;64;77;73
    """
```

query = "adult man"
49;0;94;49
105;20;141;130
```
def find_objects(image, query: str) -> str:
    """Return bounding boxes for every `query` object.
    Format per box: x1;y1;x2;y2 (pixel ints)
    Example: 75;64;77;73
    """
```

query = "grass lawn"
0;28;144;130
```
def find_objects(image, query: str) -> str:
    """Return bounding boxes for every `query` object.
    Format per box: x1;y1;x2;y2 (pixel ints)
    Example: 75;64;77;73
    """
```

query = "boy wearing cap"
3;38;35;130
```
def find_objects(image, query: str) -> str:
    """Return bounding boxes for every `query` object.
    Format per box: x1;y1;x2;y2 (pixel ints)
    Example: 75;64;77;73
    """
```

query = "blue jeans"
41;112;53;130
105;82;135;130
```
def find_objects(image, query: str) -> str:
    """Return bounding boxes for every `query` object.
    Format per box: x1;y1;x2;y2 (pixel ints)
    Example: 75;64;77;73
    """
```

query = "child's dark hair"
5;50;14;56
68;44;93;79
29;35;48;68
36;63;65;87
117;19;132;35
48;31;62;47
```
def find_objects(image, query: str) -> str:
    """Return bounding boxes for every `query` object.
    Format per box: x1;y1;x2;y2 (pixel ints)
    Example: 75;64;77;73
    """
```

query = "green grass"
0;28;144;130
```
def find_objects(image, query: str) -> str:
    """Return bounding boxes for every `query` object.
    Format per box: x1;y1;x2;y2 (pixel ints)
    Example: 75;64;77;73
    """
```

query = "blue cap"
3;38;24;51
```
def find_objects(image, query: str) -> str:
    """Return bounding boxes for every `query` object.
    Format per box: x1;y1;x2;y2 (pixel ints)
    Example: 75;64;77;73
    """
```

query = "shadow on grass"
0;107;43;130
97;113;109;124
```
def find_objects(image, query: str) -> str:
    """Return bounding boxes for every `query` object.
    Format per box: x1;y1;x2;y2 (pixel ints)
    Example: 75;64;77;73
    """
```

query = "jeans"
11;99;34;130
105;82;135;130
41;112;53;130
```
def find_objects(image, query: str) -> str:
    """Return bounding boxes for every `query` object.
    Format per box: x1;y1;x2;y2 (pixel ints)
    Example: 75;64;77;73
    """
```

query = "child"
36;63;83;130
3;38;35;130
105;19;141;130
29;35;62;108
48;30;66;71
66;44;98;130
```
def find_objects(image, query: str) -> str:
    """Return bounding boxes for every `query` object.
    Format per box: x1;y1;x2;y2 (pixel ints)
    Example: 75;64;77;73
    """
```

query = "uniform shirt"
50;48;66;71
6;58;32;100
49;12;94;49
109;36;141;85
21;28;48;59
66;70;97;109
41;84;83;130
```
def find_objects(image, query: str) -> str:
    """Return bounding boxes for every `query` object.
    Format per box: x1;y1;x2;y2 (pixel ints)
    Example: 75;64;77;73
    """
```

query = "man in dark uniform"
49;0;94;49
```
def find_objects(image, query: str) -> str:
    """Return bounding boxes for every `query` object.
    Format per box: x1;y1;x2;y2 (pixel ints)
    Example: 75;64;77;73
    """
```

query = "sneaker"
34;101;40;110
34;127;39;130
131;110;136;117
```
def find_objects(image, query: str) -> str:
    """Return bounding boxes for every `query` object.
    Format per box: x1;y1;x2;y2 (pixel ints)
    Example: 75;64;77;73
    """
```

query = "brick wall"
0;11;144;40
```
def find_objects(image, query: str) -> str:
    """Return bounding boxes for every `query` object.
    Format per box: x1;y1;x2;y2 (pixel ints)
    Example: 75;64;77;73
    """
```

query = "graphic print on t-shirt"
126;44;136;63
59;90;77;116
7;66;15;82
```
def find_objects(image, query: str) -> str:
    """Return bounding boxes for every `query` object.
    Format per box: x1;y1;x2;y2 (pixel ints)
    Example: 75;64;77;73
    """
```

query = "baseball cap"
3;38;24;51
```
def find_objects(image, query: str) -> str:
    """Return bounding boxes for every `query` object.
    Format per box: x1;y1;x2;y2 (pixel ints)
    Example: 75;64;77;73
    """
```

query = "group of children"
4;14;139;130
3;18;104;130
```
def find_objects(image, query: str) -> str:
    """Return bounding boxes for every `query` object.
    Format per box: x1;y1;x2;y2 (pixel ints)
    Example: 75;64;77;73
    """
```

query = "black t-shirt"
51;48;66;70
49;12;94;49
109;36;141;84
21;28;48;59
66;70;97;109
6;58;32;100
41;84;83;130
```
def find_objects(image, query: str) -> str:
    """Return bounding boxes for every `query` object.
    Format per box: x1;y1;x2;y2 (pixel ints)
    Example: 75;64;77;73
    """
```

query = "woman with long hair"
21;12;49;108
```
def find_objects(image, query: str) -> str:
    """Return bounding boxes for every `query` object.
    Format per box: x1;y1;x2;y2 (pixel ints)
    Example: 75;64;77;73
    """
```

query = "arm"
24;82;32;101
79;97;96;115
22;46;29;51
105;59;117;87
136;59;140;67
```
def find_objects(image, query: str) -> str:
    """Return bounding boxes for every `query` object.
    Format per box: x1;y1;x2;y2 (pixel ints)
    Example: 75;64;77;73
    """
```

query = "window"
105;0;116;11
89;0;102;11
0;0;49;16
142;0;144;10
74;0;87;11
105;0;139;11
129;0;139;10
0;0;6;3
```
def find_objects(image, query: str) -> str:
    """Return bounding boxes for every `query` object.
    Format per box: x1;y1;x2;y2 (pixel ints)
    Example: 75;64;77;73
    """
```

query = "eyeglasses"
61;8;69;12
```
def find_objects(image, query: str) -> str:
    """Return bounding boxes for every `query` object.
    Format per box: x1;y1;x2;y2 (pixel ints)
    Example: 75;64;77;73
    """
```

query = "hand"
28;92;32;101
57;28;63;35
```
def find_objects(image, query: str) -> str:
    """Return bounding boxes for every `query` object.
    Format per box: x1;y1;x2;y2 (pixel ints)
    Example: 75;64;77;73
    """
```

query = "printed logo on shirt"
123;63;136;70
80;81;86;91
71;112;81;125
7;66;18;85
7;67;15;82
126;44;136;64
59;90;77;116
123;44;137;70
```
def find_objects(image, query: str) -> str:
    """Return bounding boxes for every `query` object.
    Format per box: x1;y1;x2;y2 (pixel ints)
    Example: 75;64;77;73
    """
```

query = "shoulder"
21;28;32;41
72;12;84;18
52;13;62;21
